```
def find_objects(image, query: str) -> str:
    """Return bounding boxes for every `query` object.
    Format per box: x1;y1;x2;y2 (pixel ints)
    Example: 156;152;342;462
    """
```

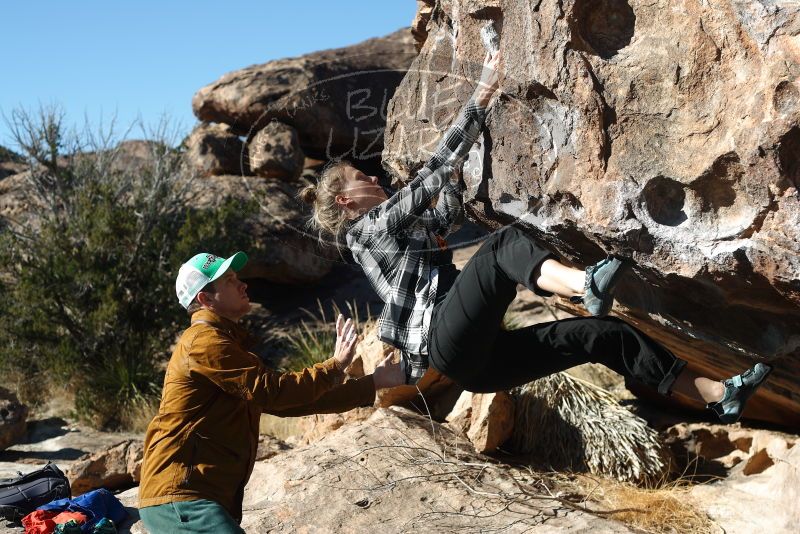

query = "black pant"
428;226;687;394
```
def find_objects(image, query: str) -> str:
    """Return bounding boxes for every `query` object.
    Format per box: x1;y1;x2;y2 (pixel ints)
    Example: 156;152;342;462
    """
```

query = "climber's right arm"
417;164;466;237
375;51;500;236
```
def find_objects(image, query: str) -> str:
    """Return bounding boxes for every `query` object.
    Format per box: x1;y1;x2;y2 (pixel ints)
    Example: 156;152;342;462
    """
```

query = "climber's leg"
536;259;584;298
428;225;555;384
449;315;688;394
670;366;725;404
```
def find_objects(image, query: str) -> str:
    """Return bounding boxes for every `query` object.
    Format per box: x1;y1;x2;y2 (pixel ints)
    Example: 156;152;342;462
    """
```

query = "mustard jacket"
137;309;375;520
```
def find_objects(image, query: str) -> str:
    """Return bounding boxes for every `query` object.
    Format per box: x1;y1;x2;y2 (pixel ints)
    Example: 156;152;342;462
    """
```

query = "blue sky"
0;1;416;149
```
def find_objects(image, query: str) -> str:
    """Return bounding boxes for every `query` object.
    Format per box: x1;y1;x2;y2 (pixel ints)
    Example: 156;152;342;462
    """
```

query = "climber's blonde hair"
298;159;353;247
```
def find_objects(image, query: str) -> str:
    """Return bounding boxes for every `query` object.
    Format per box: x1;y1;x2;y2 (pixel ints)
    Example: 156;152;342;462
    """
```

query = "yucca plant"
510;372;673;485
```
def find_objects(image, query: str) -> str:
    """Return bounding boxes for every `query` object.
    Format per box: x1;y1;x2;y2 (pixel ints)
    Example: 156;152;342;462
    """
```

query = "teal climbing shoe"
707;362;774;424
572;256;630;317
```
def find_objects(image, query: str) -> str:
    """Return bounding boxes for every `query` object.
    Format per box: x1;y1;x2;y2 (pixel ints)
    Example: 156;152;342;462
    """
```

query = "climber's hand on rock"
476;49;502;106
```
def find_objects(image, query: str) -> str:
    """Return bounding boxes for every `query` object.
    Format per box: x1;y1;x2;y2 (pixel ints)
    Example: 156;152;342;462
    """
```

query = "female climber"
299;48;772;424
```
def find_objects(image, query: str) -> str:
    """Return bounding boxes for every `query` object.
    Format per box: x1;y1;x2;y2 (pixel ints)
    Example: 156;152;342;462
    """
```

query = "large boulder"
65;439;143;495
183;122;247;177
240;408;635;533
189;175;335;285
192;29;418;163
383;0;800;428
0;387;28;451
115;409;637;533
246;121;305;180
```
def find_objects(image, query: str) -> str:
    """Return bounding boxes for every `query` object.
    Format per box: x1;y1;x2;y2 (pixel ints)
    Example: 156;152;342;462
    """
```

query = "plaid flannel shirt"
346;97;487;384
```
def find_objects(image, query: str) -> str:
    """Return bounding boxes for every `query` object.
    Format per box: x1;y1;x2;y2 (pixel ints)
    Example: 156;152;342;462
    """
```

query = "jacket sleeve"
375;98;486;236
264;375;376;417
188;329;345;412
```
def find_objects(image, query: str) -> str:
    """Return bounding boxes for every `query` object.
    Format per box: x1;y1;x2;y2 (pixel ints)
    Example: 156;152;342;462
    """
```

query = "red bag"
21;509;87;534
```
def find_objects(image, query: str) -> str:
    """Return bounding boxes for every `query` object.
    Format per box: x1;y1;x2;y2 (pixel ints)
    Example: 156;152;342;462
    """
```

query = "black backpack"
0;462;71;522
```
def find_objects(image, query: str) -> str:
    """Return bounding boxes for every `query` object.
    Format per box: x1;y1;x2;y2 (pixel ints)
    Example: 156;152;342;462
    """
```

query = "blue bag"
37;488;127;533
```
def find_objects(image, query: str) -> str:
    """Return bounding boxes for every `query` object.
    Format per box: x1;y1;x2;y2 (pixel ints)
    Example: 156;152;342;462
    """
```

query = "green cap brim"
209;251;248;283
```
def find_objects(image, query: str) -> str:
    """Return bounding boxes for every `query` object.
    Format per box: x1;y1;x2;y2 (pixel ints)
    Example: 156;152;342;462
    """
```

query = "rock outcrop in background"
0;31;417;288
190;29;417;174
179;28;419;285
0;387;27;451
384;0;800;428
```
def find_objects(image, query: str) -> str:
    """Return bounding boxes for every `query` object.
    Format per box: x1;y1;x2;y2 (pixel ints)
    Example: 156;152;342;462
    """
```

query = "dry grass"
259;413;305;441
272;299;371;371
566;473;720;534
121;395;162;433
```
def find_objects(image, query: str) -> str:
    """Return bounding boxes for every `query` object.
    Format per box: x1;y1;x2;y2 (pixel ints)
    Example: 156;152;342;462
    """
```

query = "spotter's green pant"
139;499;245;534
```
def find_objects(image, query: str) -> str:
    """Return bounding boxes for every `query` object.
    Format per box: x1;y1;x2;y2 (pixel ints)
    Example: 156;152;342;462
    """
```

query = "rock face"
666;422;799;533
384;0;800;428
184;122;247;177
246;121;305;180
190;175;335;284
65;439;143;495
193;29;418;163
0;387;28;451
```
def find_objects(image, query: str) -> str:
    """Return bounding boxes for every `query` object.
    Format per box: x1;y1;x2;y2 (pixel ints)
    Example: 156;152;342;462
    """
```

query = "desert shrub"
0;106;257;429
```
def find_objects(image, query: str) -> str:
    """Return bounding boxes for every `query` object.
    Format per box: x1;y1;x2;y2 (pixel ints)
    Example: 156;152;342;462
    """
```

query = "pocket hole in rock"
571;0;636;59
773;80;800;115
641;176;688;227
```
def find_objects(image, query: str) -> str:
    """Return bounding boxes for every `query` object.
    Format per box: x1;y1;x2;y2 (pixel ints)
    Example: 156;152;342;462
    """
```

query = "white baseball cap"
175;251;248;309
